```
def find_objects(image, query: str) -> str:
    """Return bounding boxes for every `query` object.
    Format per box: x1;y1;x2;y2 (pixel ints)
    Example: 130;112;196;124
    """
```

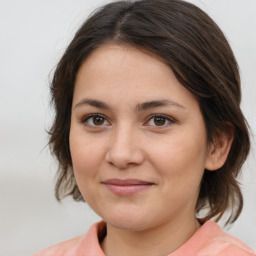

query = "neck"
101;215;201;256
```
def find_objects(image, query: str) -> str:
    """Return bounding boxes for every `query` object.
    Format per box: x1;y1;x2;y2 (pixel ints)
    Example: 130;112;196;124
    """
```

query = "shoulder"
198;223;256;256
32;221;106;256
174;220;256;256
32;235;84;256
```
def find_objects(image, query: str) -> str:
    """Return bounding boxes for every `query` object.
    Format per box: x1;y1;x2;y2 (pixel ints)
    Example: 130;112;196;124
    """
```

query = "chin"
102;211;154;231
108;219;148;231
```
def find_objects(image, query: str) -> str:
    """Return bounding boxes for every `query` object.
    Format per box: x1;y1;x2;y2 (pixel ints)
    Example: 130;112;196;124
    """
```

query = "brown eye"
146;114;174;128
93;116;105;125
83;114;109;127
154;116;166;126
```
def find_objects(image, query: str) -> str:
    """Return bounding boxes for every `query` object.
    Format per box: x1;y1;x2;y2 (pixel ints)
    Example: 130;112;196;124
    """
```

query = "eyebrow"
74;99;111;110
136;99;185;111
74;98;185;111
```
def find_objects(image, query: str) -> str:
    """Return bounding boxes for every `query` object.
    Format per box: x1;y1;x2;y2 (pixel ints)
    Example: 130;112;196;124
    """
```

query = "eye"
146;114;174;127
82;114;110;127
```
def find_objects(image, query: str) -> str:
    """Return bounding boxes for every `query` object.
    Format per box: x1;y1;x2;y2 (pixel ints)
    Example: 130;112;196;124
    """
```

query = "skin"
69;43;232;256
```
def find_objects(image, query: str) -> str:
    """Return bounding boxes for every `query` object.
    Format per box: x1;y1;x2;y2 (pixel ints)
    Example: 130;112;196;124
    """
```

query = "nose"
105;125;145;169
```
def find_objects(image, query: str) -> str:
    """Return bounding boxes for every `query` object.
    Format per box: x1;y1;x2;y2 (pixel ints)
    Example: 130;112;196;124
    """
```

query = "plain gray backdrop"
0;0;255;255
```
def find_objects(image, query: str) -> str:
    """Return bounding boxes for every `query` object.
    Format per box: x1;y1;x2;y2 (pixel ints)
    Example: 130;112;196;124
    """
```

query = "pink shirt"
33;220;256;256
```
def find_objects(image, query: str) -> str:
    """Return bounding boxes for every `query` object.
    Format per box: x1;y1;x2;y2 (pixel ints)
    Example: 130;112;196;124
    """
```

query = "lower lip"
104;184;153;196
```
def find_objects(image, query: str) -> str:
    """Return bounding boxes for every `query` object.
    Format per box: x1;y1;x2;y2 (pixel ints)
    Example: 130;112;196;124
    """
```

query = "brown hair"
49;0;250;224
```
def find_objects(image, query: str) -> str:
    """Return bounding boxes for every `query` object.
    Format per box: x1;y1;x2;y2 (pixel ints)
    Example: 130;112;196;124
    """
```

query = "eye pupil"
154;117;165;126
93;116;104;125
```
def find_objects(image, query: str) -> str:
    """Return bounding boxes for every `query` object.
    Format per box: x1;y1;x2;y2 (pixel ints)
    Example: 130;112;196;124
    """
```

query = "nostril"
105;144;144;169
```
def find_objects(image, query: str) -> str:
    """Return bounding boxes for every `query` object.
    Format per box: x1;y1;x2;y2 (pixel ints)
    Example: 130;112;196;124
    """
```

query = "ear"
205;124;234;171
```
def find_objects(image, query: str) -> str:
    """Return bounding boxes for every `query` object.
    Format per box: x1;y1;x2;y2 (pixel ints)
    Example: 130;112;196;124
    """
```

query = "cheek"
69;129;106;180
148;133;207;184
69;135;106;203
147;137;206;211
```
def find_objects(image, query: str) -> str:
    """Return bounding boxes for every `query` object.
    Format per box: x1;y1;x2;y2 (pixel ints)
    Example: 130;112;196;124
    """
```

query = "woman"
34;0;256;255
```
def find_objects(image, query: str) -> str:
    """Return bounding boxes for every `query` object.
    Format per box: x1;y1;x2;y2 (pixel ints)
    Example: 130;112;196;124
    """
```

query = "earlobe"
205;125;234;171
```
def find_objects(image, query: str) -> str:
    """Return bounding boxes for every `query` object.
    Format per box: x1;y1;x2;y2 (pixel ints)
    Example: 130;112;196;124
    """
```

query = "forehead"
74;43;198;110
76;43;169;83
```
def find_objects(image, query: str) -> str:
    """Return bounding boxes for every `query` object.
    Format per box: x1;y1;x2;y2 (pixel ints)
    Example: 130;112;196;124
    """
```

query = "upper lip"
102;179;154;185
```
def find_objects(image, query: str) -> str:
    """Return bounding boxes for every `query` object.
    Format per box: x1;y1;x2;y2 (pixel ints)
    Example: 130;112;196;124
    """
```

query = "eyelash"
146;114;175;128
81;113;110;127
81;113;175;128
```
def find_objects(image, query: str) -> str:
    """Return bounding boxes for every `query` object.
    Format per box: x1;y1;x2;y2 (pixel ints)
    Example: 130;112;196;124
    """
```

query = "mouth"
101;179;154;196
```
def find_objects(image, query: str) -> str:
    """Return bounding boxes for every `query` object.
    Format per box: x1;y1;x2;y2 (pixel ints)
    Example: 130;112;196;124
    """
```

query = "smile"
102;179;154;196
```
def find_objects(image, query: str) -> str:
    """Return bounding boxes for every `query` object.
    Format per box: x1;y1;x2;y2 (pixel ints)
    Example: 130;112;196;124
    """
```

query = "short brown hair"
49;0;250;224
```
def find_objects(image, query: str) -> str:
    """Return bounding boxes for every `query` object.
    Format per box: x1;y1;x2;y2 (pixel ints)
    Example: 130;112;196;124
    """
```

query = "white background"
0;0;255;255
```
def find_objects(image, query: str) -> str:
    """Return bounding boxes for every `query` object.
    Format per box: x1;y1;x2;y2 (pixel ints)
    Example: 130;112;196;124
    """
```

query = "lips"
102;179;154;195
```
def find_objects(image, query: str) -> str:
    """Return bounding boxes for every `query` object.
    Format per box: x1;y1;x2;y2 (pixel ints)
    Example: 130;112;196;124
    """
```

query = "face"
70;43;212;231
